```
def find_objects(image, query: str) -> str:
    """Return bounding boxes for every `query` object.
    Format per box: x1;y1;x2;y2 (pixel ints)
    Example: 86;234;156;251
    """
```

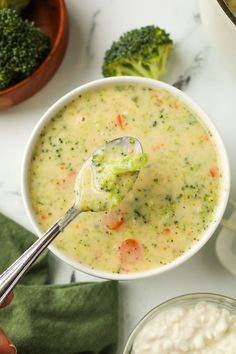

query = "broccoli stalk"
0;8;51;90
102;25;173;79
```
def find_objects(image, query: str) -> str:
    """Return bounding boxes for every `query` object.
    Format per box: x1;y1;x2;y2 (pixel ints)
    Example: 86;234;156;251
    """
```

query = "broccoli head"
102;25;173;79
0;8;51;90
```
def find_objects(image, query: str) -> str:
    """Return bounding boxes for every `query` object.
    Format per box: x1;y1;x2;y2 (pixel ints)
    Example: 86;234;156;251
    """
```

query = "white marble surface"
0;0;236;352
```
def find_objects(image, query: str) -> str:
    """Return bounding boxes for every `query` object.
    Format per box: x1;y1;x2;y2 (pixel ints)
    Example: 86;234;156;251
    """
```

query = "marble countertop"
1;0;236;352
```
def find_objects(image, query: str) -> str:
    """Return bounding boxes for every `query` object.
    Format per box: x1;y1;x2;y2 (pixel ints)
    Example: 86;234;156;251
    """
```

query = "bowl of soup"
21;76;230;280
199;0;236;76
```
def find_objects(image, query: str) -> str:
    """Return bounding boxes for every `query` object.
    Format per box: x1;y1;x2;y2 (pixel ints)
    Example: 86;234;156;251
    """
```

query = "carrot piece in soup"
65;170;76;180
152;92;163;104
58;170;76;187
171;101;179;109
116;114;124;129
103;212;125;231
198;134;209;143
40;212;48;220
209;167;218;177
119;239;143;264
162;227;171;235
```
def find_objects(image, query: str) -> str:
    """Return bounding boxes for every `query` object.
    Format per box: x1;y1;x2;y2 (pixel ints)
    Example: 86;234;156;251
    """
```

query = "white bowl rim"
123;292;236;353
21;76;230;281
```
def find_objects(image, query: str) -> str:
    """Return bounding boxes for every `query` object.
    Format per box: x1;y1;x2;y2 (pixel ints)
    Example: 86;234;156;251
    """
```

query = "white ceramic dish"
21;76;230;281
199;0;236;75
123;292;236;353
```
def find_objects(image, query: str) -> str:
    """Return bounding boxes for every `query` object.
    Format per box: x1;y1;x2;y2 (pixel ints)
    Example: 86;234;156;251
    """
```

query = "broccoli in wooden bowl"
0;0;69;108
0;8;51;91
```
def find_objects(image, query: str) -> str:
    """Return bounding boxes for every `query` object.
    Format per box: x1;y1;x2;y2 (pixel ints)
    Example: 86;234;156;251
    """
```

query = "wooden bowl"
0;0;69;109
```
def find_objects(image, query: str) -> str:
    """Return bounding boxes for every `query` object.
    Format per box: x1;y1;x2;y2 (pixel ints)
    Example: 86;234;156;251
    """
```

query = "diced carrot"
119;239;143;264
66;170;76;179
209;167;218;177
40;212;48;221
58;170;76;187
108;218;124;230
162;227;171;235
198;134;209;142
152;92;163;104
171;101;179;109
103;212;125;231
116;114;124;129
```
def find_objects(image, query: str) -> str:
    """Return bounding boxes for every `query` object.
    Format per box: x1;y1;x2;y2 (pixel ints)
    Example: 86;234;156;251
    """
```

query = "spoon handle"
0;205;80;305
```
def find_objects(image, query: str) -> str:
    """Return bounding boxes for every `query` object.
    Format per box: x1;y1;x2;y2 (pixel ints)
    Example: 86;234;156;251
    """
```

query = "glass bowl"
123;292;236;353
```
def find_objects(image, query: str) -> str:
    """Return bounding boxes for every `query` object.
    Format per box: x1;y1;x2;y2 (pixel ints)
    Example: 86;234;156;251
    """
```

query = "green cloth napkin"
0;213;118;354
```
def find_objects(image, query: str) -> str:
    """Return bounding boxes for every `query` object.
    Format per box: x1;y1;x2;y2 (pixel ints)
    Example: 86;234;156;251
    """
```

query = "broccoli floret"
94;153;148;194
0;8;51;90
0;0;31;12
102;25;173;79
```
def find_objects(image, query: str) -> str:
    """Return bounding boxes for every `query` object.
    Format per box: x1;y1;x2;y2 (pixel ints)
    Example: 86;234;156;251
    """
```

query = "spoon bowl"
75;136;144;211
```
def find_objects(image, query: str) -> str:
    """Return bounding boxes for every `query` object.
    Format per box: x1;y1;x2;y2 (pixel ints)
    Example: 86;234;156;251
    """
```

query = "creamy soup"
29;84;221;274
225;0;236;15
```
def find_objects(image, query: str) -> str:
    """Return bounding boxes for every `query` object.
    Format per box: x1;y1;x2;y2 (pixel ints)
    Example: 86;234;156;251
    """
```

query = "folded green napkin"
0;213;118;354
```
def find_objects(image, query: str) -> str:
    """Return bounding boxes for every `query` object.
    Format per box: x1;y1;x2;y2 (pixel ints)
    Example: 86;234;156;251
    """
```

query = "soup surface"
225;0;236;15
29;84;221;274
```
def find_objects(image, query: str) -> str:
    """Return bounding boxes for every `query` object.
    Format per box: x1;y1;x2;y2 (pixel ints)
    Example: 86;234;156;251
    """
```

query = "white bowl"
199;0;236;75
21;76;230;281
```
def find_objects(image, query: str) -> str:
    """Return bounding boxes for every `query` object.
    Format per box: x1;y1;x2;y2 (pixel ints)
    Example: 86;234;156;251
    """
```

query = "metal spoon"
0;136;143;305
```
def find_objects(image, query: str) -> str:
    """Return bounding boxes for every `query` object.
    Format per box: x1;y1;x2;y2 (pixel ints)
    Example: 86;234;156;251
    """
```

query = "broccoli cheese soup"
29;84;221;274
